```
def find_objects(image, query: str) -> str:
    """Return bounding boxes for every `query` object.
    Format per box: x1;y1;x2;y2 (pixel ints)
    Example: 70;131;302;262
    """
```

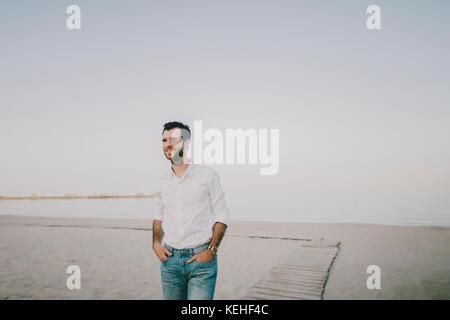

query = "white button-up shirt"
153;163;231;249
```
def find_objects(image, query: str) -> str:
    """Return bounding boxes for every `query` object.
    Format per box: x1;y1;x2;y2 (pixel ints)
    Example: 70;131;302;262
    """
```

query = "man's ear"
184;139;191;150
182;139;191;164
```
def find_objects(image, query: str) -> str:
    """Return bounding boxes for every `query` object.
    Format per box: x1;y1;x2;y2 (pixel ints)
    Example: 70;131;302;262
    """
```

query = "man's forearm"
209;222;227;248
153;220;164;245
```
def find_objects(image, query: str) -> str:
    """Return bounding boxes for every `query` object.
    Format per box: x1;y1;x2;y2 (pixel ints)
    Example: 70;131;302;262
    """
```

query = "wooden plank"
259;275;325;288
248;289;313;300
253;283;322;296
274;263;331;269
265;276;326;285
257;278;325;291
258;278;325;289
257;278;323;291
271;268;327;277
280;261;332;269
275;263;330;270
287;250;338;257
265;272;326;284
267;269;328;279
267;271;327;282
242;291;302;300
255;280;323;295
270;270;327;278
242;238;340;300
285;255;335;261
264;271;326;281
275;264;330;272
269;271;327;280
271;270;327;277
250;287;321;300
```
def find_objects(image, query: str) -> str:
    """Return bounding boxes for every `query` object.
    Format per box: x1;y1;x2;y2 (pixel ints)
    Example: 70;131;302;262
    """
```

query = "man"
152;121;230;300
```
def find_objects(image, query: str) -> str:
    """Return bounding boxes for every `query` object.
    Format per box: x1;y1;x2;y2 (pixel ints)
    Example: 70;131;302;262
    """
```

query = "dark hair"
162;121;191;140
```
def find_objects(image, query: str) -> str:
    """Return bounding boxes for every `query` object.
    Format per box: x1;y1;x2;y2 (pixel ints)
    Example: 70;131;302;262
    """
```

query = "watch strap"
207;245;218;254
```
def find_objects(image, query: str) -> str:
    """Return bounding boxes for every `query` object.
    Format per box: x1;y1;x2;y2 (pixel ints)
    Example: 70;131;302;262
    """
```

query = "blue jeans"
160;242;218;300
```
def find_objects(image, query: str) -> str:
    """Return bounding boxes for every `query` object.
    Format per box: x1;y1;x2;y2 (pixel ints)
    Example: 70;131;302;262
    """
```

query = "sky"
1;1;449;224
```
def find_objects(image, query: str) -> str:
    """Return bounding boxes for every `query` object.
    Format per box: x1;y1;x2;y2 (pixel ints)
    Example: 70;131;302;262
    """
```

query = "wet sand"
0;215;448;299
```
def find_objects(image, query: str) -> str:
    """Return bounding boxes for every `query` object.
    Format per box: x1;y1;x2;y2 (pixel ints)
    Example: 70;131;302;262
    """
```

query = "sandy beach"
0;215;448;300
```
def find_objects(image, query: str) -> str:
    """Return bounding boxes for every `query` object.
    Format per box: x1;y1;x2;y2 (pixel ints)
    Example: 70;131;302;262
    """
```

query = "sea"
0;198;449;227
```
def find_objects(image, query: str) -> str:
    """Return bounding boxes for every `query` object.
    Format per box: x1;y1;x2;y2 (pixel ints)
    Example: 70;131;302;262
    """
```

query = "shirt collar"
168;163;194;179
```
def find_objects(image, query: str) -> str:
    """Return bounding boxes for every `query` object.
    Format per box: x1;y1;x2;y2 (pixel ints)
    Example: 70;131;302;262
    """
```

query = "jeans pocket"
161;255;172;263
196;254;217;265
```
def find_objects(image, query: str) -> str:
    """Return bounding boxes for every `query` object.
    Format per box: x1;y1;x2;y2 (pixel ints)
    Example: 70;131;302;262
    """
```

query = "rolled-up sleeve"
153;187;164;221
209;171;231;226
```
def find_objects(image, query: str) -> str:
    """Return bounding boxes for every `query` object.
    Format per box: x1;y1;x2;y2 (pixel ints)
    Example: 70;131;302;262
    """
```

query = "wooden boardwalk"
241;240;340;300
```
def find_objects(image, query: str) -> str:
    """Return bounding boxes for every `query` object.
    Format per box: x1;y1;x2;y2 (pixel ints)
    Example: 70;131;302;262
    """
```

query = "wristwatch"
207;245;218;255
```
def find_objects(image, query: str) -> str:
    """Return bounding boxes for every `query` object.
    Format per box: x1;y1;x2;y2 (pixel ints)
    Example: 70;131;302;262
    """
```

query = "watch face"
209;246;217;254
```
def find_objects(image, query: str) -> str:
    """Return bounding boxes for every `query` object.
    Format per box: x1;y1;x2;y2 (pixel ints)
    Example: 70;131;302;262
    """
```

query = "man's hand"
153;242;173;262
187;250;214;263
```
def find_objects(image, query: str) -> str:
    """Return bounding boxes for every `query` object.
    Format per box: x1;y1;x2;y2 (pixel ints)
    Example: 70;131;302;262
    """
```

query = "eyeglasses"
162;136;182;144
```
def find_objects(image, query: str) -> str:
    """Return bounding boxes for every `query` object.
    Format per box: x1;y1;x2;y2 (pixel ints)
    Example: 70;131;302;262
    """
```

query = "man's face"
162;128;189;163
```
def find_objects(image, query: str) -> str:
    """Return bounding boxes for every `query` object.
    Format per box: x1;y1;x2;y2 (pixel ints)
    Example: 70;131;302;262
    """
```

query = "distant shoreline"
0;194;154;200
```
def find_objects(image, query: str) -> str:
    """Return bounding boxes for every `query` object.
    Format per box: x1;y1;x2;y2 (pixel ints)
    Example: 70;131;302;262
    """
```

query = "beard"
171;148;184;164
165;142;185;164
